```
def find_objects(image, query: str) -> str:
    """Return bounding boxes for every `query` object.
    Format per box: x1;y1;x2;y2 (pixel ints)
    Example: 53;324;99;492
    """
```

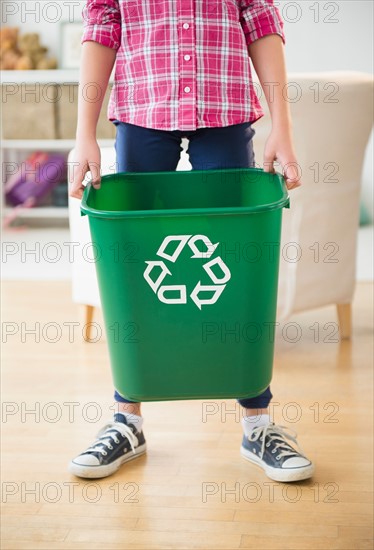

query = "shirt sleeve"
81;0;122;50
239;0;286;46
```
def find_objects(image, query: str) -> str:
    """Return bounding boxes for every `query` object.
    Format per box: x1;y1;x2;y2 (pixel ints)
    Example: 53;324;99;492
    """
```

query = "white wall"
2;0;373;217
282;1;373;73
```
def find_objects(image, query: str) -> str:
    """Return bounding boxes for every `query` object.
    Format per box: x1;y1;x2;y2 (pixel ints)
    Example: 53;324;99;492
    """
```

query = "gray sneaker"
241;422;314;482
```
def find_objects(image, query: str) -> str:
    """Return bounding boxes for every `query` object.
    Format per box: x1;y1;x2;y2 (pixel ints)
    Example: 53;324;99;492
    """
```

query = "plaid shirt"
82;0;285;131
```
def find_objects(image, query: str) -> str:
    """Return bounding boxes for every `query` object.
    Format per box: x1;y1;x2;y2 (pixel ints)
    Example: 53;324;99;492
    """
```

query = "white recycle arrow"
157;285;187;305
143;261;171;293
188;235;219;258
156;235;192;262
203;256;231;284
190;282;226;310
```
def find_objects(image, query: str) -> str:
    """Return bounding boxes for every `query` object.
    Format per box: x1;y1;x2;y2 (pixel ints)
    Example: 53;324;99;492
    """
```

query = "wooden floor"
1;281;373;550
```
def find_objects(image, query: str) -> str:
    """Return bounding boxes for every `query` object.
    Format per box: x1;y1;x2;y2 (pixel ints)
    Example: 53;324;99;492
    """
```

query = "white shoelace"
249;423;306;461
84;421;139;457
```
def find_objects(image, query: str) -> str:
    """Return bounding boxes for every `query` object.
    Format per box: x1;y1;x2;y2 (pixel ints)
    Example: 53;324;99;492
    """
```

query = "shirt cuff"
241;7;286;46
81;23;121;50
245;25;286;46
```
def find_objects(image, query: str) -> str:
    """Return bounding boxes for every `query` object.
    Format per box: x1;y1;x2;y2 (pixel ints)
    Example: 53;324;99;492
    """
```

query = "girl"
69;0;313;482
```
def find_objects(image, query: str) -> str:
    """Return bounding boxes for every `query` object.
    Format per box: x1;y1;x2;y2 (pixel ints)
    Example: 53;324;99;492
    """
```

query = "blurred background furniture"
1;69;115;222
69;71;373;340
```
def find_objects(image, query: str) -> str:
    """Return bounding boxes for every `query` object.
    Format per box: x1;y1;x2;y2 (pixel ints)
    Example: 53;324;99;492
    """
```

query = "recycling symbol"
143;235;231;309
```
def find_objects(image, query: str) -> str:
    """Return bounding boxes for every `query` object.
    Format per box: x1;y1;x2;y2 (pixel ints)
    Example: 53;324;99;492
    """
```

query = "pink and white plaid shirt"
81;0;285;131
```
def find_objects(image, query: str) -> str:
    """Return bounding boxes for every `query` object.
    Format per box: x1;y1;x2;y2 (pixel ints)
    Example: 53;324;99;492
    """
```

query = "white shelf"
3;207;69;219
1;69;115;84
1;69;80;84
2;139;114;150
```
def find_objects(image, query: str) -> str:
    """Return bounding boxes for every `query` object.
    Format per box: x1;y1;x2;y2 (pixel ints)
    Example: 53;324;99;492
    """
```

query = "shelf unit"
1;69;115;222
2;139;114;220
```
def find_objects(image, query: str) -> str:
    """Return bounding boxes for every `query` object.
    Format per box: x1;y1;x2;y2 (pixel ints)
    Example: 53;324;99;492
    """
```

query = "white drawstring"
84;421;138;456
249;423;306;460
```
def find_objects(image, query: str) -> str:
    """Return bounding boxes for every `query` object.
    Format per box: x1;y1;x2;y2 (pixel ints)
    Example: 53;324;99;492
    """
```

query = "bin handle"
275;170;290;209
80;181;92;217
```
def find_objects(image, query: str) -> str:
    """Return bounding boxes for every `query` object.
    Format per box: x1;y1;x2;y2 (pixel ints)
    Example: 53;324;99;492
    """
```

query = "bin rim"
80;166;290;219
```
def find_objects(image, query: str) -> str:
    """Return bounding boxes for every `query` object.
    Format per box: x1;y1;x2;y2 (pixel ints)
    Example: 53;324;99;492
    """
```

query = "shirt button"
184;86;191;93
183;23;190;29
184;55;191;61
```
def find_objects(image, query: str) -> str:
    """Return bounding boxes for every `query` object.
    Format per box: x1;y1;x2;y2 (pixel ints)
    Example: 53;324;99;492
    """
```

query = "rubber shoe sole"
240;445;314;483
69;443;147;479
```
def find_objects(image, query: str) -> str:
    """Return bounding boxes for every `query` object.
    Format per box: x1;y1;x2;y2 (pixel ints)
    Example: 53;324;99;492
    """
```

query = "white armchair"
69;71;373;339
252;71;373;336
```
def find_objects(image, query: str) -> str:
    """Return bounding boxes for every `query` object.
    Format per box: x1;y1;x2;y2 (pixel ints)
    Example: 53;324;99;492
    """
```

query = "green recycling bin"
81;167;289;402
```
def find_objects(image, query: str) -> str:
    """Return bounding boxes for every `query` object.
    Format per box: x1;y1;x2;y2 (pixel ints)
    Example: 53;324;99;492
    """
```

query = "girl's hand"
263;128;302;190
69;139;102;200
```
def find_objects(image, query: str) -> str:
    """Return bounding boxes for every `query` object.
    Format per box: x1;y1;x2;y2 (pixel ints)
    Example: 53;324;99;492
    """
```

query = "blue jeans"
112;120;273;410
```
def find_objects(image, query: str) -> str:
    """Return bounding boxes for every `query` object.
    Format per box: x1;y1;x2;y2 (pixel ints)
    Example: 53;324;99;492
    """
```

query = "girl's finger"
283;162;302;187
69;184;85;199
263;158;275;173
89;161;101;189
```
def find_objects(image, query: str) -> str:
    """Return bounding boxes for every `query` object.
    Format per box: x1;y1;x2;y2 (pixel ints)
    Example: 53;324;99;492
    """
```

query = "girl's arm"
69;42;116;199
76;41;116;144
248;34;302;189
70;0;121;199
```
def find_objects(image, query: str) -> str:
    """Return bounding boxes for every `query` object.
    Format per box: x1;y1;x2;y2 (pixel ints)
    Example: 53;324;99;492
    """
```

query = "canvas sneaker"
69;413;146;479
241;422;314;482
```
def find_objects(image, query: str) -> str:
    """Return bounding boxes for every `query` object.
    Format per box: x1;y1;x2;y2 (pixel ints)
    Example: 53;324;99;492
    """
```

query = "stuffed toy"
17;32;58;70
0;27;58;70
0;27;21;69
